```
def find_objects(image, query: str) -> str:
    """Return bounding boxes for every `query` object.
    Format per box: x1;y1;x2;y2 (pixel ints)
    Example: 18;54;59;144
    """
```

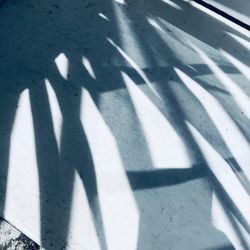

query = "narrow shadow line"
210;172;250;235
214;188;249;250
29;83;61;249
127;165;207;190
192;0;250;31
205;244;235;250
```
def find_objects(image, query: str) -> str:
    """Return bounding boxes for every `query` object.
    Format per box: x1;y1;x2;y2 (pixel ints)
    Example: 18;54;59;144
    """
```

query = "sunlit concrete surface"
0;0;250;249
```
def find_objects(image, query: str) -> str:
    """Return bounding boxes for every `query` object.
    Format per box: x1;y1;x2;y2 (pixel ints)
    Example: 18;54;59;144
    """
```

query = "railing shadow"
0;0;249;249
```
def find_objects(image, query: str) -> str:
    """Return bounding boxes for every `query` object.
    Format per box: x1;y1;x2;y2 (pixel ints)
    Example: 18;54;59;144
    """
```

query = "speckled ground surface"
0;218;41;250
0;0;249;249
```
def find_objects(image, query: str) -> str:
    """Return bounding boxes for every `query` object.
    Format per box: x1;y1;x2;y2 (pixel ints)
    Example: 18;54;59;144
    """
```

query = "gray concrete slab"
0;0;249;249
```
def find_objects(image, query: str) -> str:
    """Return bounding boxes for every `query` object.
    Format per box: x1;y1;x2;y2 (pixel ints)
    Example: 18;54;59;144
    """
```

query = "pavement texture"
0;218;41;250
0;0;249;249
